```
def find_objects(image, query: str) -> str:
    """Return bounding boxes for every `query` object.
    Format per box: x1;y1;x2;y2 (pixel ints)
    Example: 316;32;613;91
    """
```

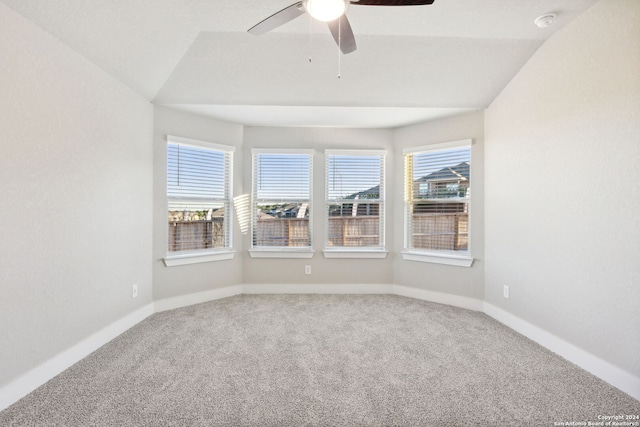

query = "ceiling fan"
248;0;436;54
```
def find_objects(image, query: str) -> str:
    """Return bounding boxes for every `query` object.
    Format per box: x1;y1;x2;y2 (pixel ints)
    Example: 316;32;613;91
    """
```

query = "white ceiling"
2;0;599;128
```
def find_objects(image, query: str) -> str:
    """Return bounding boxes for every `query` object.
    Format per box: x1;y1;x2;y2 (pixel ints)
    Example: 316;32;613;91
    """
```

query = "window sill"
401;251;474;267
323;249;388;259
249;249;315;259
164;251;235;267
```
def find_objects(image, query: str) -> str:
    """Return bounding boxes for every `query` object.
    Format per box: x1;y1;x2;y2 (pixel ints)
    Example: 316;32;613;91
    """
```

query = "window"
404;140;472;264
251;149;313;256
325;150;385;253
166;136;234;260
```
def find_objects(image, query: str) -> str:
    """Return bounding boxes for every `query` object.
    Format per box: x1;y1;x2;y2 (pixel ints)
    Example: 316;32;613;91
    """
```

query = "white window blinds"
167;136;233;253
254;153;311;201
404;140;471;254
252;150;313;248
325;150;385;249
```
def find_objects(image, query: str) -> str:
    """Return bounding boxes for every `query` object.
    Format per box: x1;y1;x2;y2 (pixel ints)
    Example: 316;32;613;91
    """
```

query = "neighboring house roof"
282;204;299;211
347;185;380;200
345;162;470;199
257;212;276;219
416;162;470;183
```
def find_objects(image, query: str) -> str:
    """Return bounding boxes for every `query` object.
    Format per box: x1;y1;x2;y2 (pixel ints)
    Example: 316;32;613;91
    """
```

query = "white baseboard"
393;285;484;312
484;303;640;401
0;303;155;412
242;283;393;295
154;286;243;312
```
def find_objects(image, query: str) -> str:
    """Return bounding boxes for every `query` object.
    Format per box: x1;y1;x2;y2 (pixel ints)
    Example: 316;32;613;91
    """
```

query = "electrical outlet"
305;265;311;275
132;284;138;298
503;285;510;299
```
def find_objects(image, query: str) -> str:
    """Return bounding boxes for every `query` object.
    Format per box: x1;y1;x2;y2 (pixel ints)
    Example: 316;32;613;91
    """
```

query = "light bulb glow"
302;0;349;22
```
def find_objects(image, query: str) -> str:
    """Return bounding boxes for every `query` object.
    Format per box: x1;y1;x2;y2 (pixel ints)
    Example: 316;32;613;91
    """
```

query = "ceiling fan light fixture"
302;0;349;22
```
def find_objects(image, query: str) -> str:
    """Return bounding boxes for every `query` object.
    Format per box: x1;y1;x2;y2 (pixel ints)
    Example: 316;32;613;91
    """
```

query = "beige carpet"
1;294;638;426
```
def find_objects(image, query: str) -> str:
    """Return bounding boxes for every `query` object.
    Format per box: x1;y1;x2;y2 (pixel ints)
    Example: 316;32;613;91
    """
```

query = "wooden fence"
168;213;467;251
168;218;225;252
411;213;468;251
327;216;380;247
254;218;309;247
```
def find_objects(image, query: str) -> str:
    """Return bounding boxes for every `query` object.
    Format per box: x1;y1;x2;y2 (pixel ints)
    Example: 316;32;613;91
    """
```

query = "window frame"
249;148;314;259
164;135;235;267
323;149;388;259
402;139;474;267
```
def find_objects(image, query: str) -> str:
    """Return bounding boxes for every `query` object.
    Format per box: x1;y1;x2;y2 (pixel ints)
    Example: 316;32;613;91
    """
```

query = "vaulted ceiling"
2;0;599;127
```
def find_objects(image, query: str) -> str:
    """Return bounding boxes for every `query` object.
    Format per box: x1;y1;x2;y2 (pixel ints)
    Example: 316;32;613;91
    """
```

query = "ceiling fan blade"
248;2;305;35
350;0;435;5
327;16;357;54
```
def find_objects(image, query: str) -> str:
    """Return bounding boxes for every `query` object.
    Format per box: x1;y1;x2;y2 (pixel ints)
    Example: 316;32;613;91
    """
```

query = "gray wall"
392;112;485;300
152;106;244;301
484;0;640;376
0;4;153;386
242;126;395;286
240;120;485;299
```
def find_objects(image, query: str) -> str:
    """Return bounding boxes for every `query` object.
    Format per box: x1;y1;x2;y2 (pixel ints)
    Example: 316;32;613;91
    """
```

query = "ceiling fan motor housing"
302;0;350;22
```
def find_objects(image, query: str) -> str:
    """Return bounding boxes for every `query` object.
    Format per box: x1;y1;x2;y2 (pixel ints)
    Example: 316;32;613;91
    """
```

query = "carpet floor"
1;294;638;426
